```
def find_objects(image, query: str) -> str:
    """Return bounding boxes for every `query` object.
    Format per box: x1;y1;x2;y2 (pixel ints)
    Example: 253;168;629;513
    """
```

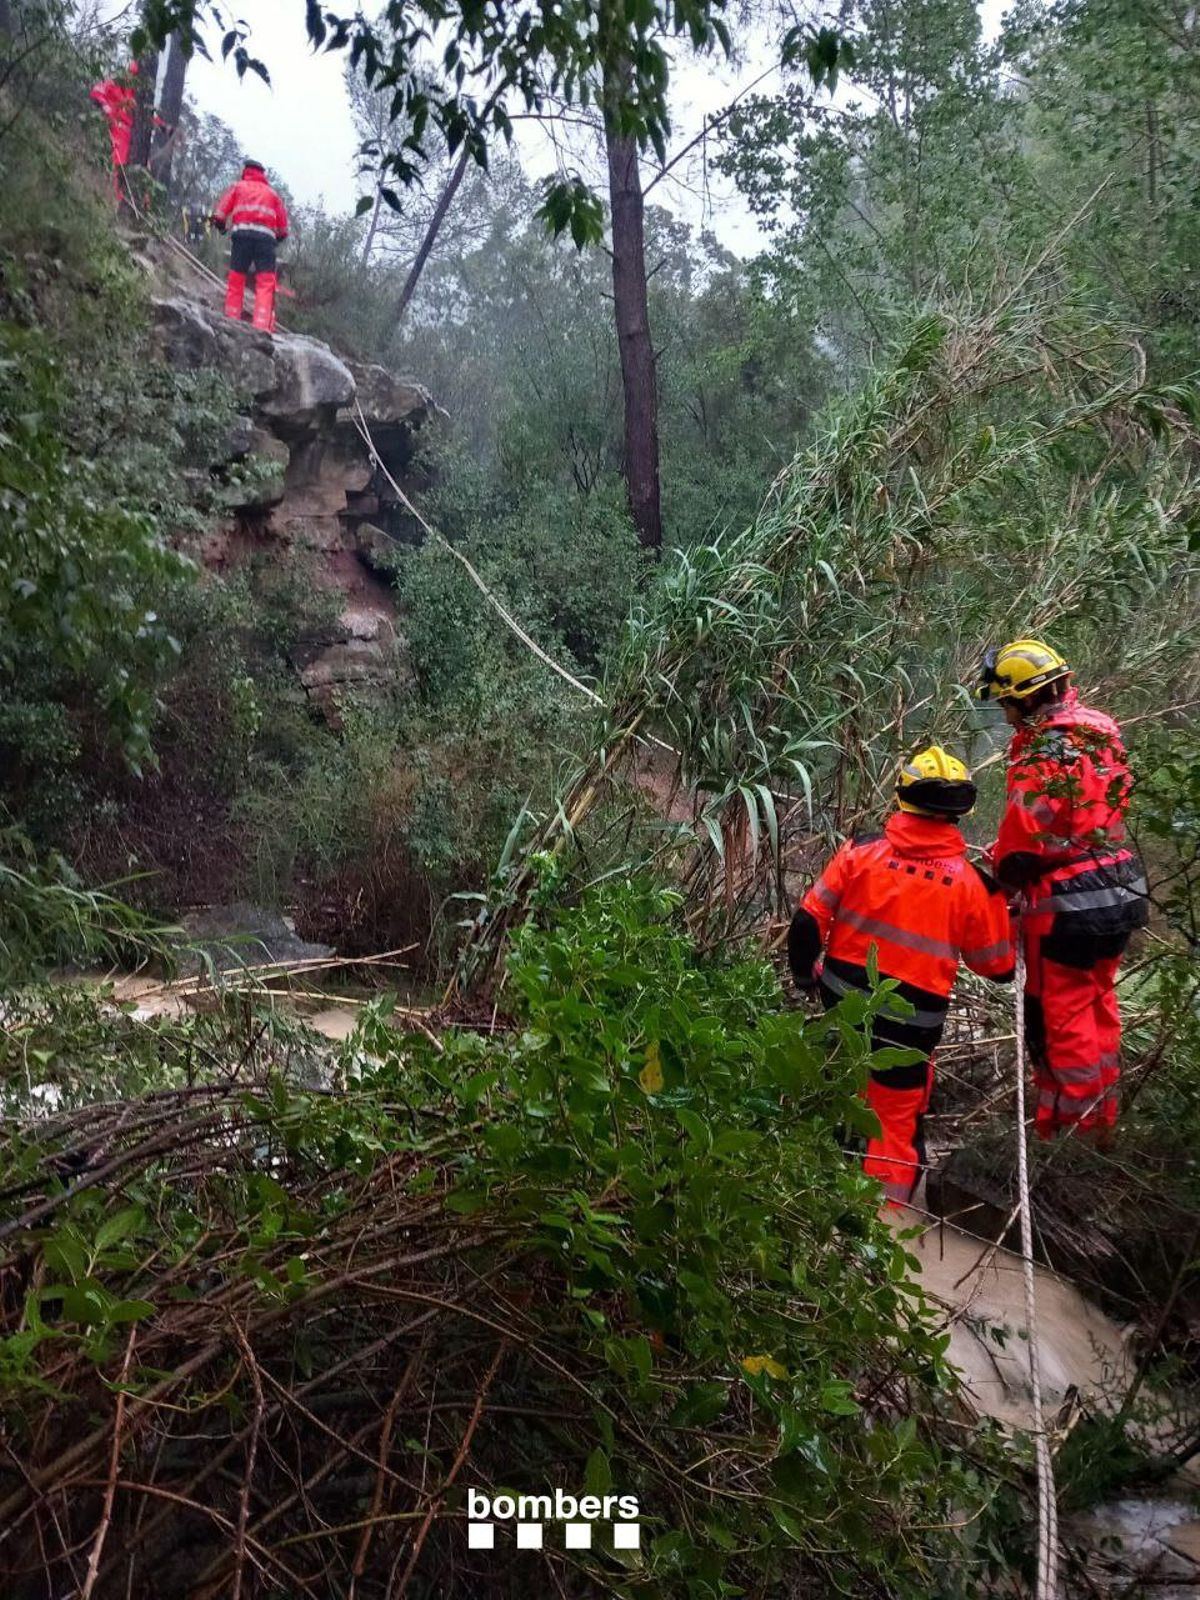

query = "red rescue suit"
90;71;136;196
212;165;290;333
992;689;1147;1139
790;811;1014;1203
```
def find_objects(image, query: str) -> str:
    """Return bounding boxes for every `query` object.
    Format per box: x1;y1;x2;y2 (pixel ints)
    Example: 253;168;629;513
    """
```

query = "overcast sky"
168;0;1006;257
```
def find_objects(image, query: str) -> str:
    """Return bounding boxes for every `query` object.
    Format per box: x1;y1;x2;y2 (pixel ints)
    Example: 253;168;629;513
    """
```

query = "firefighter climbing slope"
978;639;1149;1142
789;747;1014;1205
211;160;289;334
89;62;138;198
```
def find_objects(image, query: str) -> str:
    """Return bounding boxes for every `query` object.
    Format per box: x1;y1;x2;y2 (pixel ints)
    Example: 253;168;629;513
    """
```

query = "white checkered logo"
467;1488;640;1551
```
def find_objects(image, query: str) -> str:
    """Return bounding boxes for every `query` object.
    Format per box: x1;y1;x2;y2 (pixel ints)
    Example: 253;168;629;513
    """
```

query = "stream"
893;1203;1200;1594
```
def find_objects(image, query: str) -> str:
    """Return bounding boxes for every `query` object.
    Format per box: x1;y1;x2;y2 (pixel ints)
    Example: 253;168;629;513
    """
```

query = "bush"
0;882;1018;1597
0;107;238;849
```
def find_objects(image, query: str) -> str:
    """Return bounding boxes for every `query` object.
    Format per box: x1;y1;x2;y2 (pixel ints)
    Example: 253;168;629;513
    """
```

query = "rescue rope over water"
1013;922;1061;1598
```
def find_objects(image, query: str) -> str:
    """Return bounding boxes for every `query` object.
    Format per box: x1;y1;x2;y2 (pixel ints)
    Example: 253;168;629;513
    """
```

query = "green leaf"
43;1232;87;1284
669;1381;728;1427
108;1298;156;1325
769;1501;806;1542
95;1207;144;1253
675;1107;710;1150
584;1446;611;1496
819;1379;861;1416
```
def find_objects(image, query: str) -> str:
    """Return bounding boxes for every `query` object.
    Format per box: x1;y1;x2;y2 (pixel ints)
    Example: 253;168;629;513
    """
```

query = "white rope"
1012;922;1060;1598
350;401;606;707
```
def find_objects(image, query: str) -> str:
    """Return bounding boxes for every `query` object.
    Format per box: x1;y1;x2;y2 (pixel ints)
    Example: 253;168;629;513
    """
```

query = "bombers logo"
467;1486;641;1551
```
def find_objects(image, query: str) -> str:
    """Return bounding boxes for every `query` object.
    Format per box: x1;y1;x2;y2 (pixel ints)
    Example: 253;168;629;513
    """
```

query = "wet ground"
893;1203;1132;1430
892;1203;1200;1593
108;972;370;1042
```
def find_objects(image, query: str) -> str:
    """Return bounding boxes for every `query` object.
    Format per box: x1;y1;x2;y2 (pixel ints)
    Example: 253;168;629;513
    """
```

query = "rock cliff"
141;245;438;721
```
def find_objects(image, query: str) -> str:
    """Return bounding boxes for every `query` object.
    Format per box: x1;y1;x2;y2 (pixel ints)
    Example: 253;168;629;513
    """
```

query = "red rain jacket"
802;812;1014;996
212;166;289;241
992;688;1146;926
790;810;1013;1064
90;77;135;163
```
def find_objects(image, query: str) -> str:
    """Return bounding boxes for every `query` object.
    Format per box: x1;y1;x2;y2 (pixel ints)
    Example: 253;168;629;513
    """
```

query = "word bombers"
467;1487;641;1552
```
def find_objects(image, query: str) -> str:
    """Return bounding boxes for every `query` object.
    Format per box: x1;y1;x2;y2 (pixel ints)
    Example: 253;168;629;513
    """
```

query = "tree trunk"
393;147;470;322
605;107;662;551
0;2;13;38
127;47;159;171
361;186;384;267
152;32;187;184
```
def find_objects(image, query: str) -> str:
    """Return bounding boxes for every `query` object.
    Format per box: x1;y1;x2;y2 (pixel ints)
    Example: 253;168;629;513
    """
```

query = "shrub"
0;882;1018;1597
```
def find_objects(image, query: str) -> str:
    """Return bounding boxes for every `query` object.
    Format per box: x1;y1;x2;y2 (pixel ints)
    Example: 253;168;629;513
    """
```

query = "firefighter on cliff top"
211;159;289;334
90;61;138;198
788;747;1015;1206
978;639;1148;1142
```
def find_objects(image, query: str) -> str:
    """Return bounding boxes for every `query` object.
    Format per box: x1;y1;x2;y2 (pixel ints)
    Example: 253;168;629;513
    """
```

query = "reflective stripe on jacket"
792;810;1013;1063
803;812;1014;992
213;167;290;240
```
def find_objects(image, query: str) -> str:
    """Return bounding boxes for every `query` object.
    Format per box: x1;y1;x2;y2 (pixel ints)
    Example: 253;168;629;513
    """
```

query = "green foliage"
0;314;190;775
0;109;238;878
723;0;1200;387
536;172;605;248
1007;0;1200;384
0;827;175;985
0;885;1019;1594
288;160;825;557
409;451;645;677
233;668;568;962
388;882;1007;1590
1135;728;1200;955
137;0;743;236
471;292;1200;968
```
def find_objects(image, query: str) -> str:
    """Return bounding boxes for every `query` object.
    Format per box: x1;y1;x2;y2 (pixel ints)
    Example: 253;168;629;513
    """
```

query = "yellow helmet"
896;746;977;818
977;638;1071;703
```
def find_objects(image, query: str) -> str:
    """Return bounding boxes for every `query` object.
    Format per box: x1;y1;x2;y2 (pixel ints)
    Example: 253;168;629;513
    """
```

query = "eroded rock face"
292;606;406;726
355;522;396;572
148;293;437;721
154;296;218;370
341;362;437;429
262;334;356;426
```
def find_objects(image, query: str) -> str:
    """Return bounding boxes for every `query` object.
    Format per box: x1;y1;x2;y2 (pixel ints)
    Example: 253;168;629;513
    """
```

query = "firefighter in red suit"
211;160;290;334
789;747;1014;1205
978;639;1148;1142
90;62;138;198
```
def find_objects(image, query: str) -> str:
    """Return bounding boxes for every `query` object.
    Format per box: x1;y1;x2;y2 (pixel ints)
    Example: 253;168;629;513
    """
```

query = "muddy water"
892;1206;1200;1592
892;1204;1132;1430
109;975;374;1043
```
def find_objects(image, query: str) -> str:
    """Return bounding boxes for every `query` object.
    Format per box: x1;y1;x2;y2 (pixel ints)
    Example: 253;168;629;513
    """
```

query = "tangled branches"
0;1077;496;1597
0;887;1021;1598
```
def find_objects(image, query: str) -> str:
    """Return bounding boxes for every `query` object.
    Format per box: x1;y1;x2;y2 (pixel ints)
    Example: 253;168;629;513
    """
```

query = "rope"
110;172;719;775
118;167;660;744
1012;921;1060;1598
350;402;606;707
